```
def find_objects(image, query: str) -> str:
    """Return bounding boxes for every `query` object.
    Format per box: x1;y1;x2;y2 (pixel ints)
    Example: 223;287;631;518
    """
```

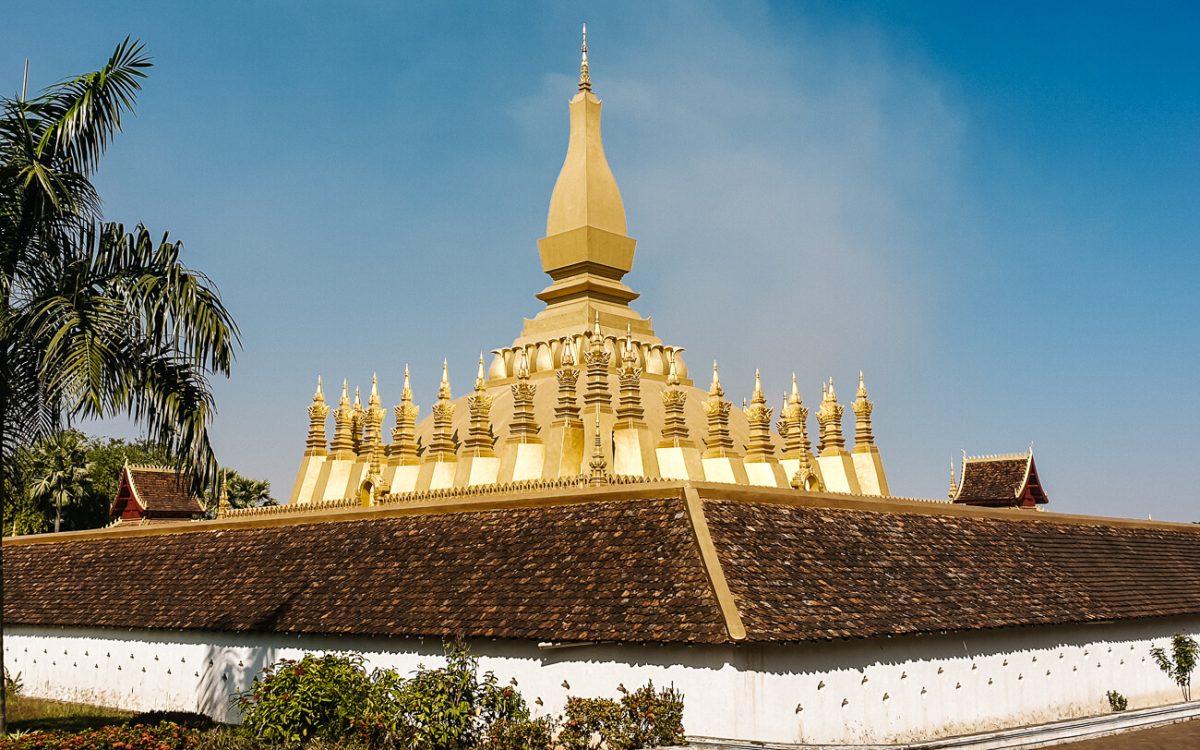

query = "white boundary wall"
6;616;1199;746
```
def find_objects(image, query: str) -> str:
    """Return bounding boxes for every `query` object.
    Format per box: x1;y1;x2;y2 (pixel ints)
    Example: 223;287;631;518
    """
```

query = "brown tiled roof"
704;499;1200;641
128;467;203;515
5;486;1199;644
4;498;728;643
955;456;1029;505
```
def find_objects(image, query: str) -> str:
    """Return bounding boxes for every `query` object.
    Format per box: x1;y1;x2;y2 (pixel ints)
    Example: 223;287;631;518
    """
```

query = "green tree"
225;471;274;508
0;39;239;729
1151;634;1198;701
23;430;92;533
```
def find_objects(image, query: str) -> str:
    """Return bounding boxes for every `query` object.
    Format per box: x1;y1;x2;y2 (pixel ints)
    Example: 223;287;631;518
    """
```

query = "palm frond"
34;37;151;175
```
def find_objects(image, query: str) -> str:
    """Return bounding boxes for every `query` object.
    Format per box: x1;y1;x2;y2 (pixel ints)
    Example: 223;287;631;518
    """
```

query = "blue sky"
4;1;1197;520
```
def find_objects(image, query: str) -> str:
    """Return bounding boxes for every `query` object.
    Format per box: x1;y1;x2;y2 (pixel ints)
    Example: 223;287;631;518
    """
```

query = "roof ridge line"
682;485;746;642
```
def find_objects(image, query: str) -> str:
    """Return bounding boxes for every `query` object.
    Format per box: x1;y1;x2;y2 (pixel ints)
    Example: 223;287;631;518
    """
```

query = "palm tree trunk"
54;492;61;534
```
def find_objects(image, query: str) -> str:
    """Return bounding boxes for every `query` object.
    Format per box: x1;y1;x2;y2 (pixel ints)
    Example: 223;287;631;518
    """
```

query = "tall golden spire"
535;26;638;311
851;371;876;451
389;364;420;465
743;369;775;461
578;23;591;92
703;361;736;457
330;379;355;457
464;354;496;457
305;376;330;455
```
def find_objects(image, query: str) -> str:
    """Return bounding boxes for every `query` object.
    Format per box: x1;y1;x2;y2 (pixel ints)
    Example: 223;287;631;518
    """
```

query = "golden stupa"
289;27;888;506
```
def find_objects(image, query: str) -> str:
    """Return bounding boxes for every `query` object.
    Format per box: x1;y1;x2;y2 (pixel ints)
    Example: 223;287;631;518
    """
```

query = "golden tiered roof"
288;28;888;506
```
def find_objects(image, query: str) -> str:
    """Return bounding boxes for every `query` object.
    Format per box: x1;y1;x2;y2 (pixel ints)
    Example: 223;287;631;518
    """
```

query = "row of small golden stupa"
291;318;885;504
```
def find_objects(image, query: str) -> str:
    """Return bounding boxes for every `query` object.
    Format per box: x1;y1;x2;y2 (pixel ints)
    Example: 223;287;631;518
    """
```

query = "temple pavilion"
289;28;887;506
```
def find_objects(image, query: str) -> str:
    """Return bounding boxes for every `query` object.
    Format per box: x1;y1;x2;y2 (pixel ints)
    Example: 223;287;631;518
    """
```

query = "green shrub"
1106;690;1128;711
482;716;556;750
559;698;623;750
371;643;532;750
617;682;686;749
237;653;374;747
559;683;685;750
0;722;198;750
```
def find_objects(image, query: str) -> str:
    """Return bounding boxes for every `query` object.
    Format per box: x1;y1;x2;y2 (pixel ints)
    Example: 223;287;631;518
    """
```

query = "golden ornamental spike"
588;405;608;484
438;358;452;401
475;352;487;391
579;23;592;92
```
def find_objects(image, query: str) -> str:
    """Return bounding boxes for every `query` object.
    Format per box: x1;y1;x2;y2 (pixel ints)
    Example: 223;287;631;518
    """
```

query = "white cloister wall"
6;615;1198;746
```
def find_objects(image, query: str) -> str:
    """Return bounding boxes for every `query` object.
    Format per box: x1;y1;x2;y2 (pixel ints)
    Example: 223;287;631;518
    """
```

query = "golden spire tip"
579;23;592;92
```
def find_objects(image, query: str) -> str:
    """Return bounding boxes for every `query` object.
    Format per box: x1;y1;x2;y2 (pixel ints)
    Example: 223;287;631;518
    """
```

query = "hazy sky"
4;1;1197;520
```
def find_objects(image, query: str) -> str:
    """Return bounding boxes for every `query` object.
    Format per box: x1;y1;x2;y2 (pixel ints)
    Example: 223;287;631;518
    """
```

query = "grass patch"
5;694;133;733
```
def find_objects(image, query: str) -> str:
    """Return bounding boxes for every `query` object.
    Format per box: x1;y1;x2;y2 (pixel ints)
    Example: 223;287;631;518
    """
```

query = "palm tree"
24;431;91;533
0;39;239;729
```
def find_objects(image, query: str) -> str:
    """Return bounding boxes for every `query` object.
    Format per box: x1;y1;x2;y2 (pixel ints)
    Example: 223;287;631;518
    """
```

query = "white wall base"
5;616;1198;746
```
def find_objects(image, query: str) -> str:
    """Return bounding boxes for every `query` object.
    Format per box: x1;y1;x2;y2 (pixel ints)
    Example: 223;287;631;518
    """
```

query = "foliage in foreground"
237;646;684;750
1150;633;1198;702
0;36;240;498
0;722;197;750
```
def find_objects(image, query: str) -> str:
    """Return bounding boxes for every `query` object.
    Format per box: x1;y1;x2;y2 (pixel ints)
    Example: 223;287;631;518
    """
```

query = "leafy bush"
1150;633;1198;701
616;682;685;749
238;653;374;747
0;722;198;750
559;683;684;750
235;645;684;750
1106;690;1128;711
559;697;624;750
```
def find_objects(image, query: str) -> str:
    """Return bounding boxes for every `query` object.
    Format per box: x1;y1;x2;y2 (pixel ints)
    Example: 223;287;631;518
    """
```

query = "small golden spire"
948;458;959;499
509;349;541;443
709;360;724;397
744;369;774;461
588;404;608;484
703;360;735;457
427;361;457;462
305;375;330;454
331;378;355;456
341;379;350;405
561;336;576;367
389;364;420;466
579;23;592;92
816;376;846;454
475;352;487;391
555;337;581;424
369;373;380;406
659;350;691;447
217;469;231;515
852;371;876;451
778;373;812;458
465;356;497;457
